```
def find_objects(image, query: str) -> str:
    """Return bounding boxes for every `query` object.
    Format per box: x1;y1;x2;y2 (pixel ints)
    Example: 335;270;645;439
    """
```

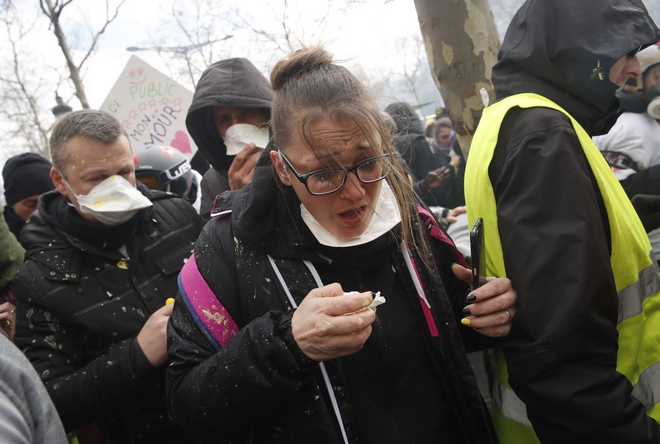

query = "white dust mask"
301;180;402;247
64;175;152;226
223;123;269;155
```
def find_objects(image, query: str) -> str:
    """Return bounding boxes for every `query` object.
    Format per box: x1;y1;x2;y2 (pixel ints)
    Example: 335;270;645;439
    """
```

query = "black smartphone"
470;217;486;290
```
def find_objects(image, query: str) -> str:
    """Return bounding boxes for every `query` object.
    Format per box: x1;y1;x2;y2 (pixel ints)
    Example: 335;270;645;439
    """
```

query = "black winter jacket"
385;102;439;181
414;139;465;209
4;205;26;239
13;186;203;443
166;150;499;443
483;0;660;442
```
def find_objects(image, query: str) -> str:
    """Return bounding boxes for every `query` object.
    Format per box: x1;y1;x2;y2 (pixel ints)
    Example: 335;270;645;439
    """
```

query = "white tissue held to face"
223;123;270;155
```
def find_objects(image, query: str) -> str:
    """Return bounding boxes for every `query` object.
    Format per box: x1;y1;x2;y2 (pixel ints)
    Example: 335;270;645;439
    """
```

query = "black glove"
631;194;660;233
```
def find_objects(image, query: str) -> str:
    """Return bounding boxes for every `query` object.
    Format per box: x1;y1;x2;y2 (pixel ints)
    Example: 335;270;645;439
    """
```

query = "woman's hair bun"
270;44;334;91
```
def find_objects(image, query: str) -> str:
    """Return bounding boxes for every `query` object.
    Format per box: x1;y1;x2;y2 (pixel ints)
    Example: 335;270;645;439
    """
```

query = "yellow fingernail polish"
165;298;175;305
461;318;471;326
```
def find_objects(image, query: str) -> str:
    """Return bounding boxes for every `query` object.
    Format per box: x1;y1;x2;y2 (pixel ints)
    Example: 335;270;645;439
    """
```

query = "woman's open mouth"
337;205;368;226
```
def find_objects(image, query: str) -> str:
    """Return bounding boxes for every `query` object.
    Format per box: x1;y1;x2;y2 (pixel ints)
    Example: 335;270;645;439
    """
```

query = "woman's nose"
340;172;365;201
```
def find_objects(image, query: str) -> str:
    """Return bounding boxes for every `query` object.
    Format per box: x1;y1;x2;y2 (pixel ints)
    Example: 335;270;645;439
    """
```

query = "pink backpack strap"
178;254;239;351
416;204;468;268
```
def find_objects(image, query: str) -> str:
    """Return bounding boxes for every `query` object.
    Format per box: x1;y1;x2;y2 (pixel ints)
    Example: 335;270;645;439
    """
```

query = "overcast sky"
71;0;437;108
4;0;529;118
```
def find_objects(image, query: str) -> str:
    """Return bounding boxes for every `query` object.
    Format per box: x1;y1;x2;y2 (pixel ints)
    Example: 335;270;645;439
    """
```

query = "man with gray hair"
13;110;203;443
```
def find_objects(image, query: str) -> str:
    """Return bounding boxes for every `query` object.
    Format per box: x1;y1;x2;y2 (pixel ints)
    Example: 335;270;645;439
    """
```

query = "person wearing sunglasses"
166;45;518;443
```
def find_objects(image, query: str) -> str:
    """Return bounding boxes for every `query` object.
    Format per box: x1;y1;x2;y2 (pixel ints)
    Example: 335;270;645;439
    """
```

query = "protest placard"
99;55;197;158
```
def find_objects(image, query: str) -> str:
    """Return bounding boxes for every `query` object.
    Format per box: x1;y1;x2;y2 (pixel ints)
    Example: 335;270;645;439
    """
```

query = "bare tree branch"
39;0;89;108
0;9;54;159
77;0;125;69
137;0;235;87
394;35;426;106
39;0;125;109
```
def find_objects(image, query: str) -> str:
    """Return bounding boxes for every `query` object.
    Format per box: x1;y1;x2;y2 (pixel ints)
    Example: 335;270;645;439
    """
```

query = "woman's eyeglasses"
278;151;390;196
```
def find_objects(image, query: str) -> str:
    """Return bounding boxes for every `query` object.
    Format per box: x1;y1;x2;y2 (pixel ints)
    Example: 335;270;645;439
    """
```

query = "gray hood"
385;102;425;135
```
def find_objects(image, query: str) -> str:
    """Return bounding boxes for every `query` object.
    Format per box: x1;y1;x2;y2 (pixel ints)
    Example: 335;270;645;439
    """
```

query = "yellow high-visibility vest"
465;93;660;443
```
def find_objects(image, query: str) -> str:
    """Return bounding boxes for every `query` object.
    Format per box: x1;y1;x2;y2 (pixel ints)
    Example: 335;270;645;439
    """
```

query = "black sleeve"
631;194;660;233
620;164;660;198
200;168;229;217
397;135;440;181
492;108;660;442
414;168;461;208
12;266;155;432
166;220;317;442
413;180;437;206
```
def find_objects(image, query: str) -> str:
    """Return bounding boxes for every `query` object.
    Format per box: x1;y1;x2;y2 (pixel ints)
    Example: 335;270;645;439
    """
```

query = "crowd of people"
1;0;660;443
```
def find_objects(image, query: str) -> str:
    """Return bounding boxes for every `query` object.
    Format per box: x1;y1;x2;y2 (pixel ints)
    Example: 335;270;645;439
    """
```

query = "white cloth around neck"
300;180;401;247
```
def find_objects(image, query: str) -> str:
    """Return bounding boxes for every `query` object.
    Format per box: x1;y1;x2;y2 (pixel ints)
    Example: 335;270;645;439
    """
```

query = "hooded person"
593;44;660;193
384;102;439;182
593;44;660;265
186;58;273;218
464;0;660;442
2;153;55;238
384;103;462;210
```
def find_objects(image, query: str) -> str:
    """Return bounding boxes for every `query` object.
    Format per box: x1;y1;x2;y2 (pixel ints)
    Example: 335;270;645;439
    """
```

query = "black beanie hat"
3;153;55;207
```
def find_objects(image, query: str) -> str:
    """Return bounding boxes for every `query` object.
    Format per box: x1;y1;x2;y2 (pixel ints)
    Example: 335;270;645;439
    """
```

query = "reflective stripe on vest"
633;360;660;411
491;378;532;427
465;93;660;442
619;263;660;323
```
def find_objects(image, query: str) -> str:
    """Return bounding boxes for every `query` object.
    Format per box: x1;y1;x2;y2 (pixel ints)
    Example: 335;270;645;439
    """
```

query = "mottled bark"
414;0;500;158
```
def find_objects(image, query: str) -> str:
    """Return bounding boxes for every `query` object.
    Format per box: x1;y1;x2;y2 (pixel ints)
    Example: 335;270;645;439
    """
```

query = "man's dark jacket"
385;102;439;181
13;186;203;443
485;0;660;442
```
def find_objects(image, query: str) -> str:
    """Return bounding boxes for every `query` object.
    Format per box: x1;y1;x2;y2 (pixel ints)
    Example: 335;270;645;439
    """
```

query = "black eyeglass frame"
278;150;390;196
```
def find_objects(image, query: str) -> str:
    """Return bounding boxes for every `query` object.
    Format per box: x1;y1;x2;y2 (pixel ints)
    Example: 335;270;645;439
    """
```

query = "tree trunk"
42;0;90;109
414;0;500;159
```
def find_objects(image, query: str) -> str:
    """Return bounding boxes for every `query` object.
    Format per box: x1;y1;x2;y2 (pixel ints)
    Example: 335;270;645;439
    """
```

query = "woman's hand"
292;283;375;361
452;263;516;337
447;206;466;224
0;301;17;342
